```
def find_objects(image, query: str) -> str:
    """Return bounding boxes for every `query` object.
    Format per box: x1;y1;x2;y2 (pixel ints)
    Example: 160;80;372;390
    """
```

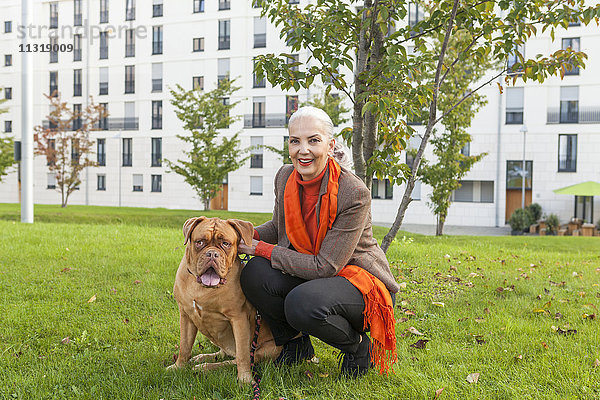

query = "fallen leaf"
110;288;117;293
396;317;409;323
466;372;480;383
399;282;407;289
593;359;600;368
578;292;586;297
573;272;578;277
550;281;566;287
555;312;563;319
123;318;129;324
474;335;485;344
87;294;96;303
541;341;549;349
584;303;598;311
432;302;445;307
61;337;70;345
468;272;479;278
542;301;552;309
536;294;542;300
449;265;457;272
410;339;429;349
544;288;550;295
444;254;451;259
552;325;577;335
133;280;142;285
484;308;490;314
303;370;314;379
515;354;523;360
309;356;319;364
495;287;504;293
404;309;416;316
582;313;596;320
408;326;423;336
457;317;469;322
318;372;329;378
475;318;485;323
434;387;444;399
61;267;71;273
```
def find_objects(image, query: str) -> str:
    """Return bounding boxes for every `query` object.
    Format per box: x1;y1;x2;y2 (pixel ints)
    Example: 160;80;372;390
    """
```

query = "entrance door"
505;160;533;222
575;195;593;223
210;184;229;210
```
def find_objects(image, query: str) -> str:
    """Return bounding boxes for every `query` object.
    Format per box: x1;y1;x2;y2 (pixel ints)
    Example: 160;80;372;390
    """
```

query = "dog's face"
182;217;253;288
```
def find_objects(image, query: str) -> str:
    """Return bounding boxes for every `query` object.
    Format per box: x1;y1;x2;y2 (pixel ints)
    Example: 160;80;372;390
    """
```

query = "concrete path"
374;222;511;236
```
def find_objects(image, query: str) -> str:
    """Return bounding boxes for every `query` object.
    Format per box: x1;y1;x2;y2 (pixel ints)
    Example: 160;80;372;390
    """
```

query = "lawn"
0;204;599;399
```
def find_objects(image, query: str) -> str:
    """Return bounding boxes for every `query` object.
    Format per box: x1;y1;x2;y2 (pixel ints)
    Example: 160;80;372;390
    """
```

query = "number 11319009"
19;43;74;52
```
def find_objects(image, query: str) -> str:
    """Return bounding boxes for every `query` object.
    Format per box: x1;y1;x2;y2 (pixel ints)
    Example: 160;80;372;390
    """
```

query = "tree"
167;79;247;210
34;95;106;207
412;27;490;236
0;92;15;182
254;0;600;252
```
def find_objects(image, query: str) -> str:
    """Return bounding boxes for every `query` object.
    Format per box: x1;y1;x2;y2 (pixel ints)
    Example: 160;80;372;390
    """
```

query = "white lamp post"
20;0;34;223
520;124;528;209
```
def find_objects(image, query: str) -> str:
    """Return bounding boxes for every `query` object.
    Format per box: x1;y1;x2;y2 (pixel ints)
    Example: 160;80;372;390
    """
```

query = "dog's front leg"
231;316;253;385
169;305;198;369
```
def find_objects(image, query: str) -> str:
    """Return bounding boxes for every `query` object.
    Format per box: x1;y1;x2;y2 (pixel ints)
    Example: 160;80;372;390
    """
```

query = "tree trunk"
436;213;446;236
381;0;460;253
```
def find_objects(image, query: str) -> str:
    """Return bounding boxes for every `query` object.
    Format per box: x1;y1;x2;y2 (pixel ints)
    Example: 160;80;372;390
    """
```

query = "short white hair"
288;106;353;170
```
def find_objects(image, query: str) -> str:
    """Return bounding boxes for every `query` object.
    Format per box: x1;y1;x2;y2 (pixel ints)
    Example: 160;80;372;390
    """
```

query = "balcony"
243;114;286;128
45;117;139;131
547;107;600;124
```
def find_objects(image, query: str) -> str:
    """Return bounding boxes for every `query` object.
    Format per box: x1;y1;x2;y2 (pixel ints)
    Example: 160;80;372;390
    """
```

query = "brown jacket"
255;164;399;293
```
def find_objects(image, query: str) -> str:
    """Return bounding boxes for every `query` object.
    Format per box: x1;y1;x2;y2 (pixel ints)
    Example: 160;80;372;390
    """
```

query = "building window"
193;37;205;52
49;71;58;97
4;54;11;66
219;0;231;10
49;37;58;63
194;0;205;13
124;102;136;130
126;0;136;21
505;87;523;124
218;20;230;50
151;175;162;192
558;134;577;172
49;2;58;29
133;174;143;192
250;137;263;168
71;138;80;162
253;60;265;88
74;0;82;26
99;31;108;59
125;29;135;57
193;76;204;90
152;101;162;129
96;138;106;167
408;2;423;27
452;181;494;203
125;65;135;94
73;34;82;61
47;139;56;165
99;67;108;95
385;179;393;199
254;17;266;48
98;103;108;130
152;63;163;92
250;176;263;195
151;138;162;167
561;38;580;75
560;86;578;123
152;26;163;55
460;142;470;157
72;104;82;131
507;44;524;75
287;54;299;72
73;69;82;97
4;87;12;100
4;21;12;33
506;160;532;189
217;58;230;84
4;121;12;133
286;95;298;123
122;138;132;166
372;179;393;199
153;0;163;17
252;97;265;128
100;0;109;23
97;174;106;191
47;173;57;189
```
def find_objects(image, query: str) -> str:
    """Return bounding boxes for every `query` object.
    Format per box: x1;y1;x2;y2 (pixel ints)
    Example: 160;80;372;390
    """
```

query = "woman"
238;106;399;377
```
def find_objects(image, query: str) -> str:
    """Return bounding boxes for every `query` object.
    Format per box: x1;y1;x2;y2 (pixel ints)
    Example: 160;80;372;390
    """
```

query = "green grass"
1;204;599;399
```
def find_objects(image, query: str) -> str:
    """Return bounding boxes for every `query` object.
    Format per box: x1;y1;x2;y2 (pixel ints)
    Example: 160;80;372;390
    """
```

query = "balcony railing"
243;114;286;128
218;37;230;50
547;107;600;124
44;117;139;131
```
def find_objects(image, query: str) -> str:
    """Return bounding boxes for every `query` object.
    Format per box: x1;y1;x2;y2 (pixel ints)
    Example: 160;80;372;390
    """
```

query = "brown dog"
168;217;281;384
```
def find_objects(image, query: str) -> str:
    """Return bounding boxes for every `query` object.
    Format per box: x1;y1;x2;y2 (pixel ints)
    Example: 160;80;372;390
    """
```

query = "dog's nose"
205;250;219;259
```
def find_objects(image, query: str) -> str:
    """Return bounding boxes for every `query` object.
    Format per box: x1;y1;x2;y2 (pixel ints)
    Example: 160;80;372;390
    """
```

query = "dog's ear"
227;219;254;246
183;216;206;245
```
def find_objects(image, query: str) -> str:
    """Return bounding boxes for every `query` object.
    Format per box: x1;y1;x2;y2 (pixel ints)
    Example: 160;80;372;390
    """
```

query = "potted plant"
545;213;560;235
508;208;529;235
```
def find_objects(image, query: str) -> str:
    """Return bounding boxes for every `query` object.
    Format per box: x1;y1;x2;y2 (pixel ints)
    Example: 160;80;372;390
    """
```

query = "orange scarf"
284;157;397;375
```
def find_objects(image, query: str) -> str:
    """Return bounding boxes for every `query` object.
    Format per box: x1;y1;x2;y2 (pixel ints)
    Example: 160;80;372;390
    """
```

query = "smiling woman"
238;106;399;378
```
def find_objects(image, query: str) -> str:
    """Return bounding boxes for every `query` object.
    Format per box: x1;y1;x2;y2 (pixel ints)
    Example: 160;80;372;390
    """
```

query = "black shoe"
340;333;372;378
273;334;314;366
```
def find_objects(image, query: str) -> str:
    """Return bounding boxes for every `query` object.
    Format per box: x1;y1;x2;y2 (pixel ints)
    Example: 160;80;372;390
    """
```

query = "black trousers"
240;256;395;354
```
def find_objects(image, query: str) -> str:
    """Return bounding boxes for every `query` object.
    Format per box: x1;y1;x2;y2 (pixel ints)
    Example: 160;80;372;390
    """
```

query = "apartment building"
1;1;599;227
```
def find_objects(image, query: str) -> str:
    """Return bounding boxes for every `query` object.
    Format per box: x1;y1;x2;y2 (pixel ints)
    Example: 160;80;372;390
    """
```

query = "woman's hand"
238;239;259;256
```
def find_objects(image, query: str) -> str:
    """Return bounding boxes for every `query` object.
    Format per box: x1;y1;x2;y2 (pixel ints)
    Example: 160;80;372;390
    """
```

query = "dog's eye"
222;241;231;248
194;240;204;249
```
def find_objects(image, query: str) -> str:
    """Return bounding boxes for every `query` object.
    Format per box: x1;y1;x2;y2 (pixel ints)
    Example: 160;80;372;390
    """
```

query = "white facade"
1;0;599;227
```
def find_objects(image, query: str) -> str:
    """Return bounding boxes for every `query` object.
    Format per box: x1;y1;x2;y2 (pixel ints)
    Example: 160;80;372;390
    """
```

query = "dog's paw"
237;372;253;386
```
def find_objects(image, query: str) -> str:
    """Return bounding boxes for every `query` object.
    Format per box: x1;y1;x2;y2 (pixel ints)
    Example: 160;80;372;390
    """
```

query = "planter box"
539;228;546;236
572;229;580;237
558;229;567;236
582;223;595;237
529;224;538;234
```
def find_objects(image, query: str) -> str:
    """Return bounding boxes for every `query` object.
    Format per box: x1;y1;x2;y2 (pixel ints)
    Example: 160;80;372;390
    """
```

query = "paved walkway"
373;222;511;236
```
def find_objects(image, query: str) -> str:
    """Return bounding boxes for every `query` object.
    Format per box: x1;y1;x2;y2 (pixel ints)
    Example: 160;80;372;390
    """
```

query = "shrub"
526;203;542;223
508;208;530;232
545;213;560;234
